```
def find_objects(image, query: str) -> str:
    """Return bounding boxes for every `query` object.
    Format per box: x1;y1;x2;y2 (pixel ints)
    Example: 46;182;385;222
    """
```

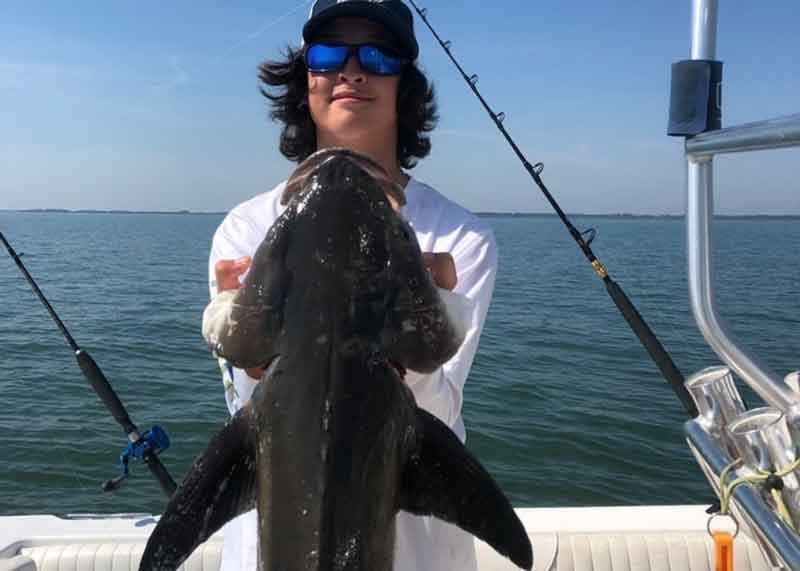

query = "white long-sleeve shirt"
208;176;498;571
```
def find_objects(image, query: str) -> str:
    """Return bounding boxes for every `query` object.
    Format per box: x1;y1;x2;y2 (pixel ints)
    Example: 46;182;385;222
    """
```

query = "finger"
423;253;457;291
215;257;252;292
246;366;266;380
433;253;457;291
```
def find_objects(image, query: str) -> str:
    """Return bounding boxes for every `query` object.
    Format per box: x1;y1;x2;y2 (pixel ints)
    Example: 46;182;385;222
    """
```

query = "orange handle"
714;531;733;571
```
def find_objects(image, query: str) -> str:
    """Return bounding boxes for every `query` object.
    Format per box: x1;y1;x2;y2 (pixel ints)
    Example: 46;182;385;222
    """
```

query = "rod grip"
75;350;137;435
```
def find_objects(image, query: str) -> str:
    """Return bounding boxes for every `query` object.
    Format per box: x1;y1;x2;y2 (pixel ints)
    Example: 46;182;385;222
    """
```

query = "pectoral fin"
139;408;257;571
399;408;533;570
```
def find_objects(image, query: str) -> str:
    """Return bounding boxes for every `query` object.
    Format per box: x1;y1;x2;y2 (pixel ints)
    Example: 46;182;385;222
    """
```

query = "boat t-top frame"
684;0;800;425
674;0;800;568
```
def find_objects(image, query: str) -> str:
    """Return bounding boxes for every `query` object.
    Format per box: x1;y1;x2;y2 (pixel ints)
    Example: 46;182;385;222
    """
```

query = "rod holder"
685;366;746;457
686;418;800;568
728;408;800;528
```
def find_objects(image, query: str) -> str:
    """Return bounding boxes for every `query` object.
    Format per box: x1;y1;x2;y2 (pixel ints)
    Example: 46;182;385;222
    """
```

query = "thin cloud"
125;0;312;115
211;0;314;64
148;55;189;98
123;55;190;116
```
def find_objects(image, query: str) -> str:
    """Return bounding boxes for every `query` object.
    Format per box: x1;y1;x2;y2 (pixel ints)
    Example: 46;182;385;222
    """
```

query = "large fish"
139;149;533;570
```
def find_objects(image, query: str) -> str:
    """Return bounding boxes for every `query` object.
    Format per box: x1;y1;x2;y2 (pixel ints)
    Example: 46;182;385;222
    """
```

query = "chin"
329;117;388;141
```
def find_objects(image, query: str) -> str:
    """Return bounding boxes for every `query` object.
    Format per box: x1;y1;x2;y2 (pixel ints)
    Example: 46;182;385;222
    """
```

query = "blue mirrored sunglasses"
304;43;407;76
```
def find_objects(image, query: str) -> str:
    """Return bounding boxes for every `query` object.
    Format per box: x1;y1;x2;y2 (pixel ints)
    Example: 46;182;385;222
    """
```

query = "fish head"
280;148;464;374
214;148;463;373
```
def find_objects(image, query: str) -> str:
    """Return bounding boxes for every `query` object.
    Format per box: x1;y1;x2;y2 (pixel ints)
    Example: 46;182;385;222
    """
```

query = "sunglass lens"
358;45;404;75
306;44;349;72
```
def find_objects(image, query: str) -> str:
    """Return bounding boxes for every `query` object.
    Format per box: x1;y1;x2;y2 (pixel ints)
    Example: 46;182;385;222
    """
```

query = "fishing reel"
102;425;171;493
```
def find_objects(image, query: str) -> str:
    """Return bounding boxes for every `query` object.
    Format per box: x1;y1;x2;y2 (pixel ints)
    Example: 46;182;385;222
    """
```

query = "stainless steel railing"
687;114;800;158
682;1;800;568
685;0;800;422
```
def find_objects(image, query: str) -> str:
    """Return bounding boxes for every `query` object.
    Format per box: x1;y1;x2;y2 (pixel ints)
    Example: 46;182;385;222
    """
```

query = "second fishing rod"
0;231;177;498
408;1;696;418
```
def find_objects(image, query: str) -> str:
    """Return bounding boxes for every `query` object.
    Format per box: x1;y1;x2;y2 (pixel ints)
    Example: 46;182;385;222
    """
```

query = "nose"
338;52;366;83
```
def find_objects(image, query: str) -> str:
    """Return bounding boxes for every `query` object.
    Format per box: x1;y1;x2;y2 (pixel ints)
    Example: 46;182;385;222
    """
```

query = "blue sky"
1;1;798;214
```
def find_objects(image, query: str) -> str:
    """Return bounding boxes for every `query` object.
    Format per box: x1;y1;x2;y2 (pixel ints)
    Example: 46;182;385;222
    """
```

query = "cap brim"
302;3;418;60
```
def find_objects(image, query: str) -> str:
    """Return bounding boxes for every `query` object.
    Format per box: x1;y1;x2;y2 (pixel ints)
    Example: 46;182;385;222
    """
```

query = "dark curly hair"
258;46;438;169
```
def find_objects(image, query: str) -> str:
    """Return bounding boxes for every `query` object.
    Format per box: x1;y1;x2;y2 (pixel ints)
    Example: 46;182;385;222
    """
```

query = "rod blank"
407;0;696;417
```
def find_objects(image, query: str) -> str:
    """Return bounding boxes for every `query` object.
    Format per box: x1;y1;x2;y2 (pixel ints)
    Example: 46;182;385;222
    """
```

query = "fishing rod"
0;231;177;497
408;2;697;418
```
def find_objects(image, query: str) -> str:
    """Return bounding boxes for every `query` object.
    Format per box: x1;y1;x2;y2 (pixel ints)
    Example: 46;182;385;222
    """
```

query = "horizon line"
1;208;799;220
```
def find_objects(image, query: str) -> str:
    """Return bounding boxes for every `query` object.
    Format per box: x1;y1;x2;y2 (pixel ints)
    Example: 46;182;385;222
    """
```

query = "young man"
208;1;497;569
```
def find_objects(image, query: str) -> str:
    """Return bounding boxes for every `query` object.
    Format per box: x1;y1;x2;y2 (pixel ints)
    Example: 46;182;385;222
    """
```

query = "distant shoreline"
2;208;798;220
1;208;228;216
476;212;800;220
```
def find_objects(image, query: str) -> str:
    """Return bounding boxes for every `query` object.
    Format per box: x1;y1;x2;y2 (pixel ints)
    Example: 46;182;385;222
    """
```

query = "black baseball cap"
303;0;419;60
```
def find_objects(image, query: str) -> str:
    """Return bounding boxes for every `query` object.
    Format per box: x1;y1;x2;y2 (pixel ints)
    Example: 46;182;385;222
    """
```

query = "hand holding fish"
214;257;266;379
216;253;457;294
214;256;252;292
213;253;455;380
422;252;457;291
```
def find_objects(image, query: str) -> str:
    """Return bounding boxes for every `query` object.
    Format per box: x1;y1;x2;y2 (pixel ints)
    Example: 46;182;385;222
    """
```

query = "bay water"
0;211;797;515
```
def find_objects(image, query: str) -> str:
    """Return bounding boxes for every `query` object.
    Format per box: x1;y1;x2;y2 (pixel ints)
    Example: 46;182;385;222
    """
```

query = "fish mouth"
281;148;406;209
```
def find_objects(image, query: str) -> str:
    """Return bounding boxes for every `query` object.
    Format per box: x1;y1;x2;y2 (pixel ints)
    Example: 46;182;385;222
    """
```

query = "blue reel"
102;425;170;492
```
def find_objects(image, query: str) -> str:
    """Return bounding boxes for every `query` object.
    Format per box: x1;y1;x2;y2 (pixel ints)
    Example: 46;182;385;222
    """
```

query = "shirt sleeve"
209;210;263;298
208;208;271;416
404;228;498;440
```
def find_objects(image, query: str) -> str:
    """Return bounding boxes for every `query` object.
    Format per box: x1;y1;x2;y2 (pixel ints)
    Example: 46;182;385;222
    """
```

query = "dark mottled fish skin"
139;149;532;571
216;149;457;373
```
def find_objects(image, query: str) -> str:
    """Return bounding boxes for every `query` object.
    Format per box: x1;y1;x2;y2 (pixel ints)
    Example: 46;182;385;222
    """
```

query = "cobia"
139;149;533;571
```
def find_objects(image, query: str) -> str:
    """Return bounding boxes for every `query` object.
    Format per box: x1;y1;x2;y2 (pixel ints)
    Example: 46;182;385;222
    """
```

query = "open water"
0;211;797;515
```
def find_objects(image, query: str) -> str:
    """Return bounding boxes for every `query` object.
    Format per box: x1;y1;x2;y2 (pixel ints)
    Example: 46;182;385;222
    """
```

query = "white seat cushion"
20;541;221;571
15;530;770;571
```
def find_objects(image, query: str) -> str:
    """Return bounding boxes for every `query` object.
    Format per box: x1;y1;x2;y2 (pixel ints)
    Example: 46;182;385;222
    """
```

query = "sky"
1;1;798;214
